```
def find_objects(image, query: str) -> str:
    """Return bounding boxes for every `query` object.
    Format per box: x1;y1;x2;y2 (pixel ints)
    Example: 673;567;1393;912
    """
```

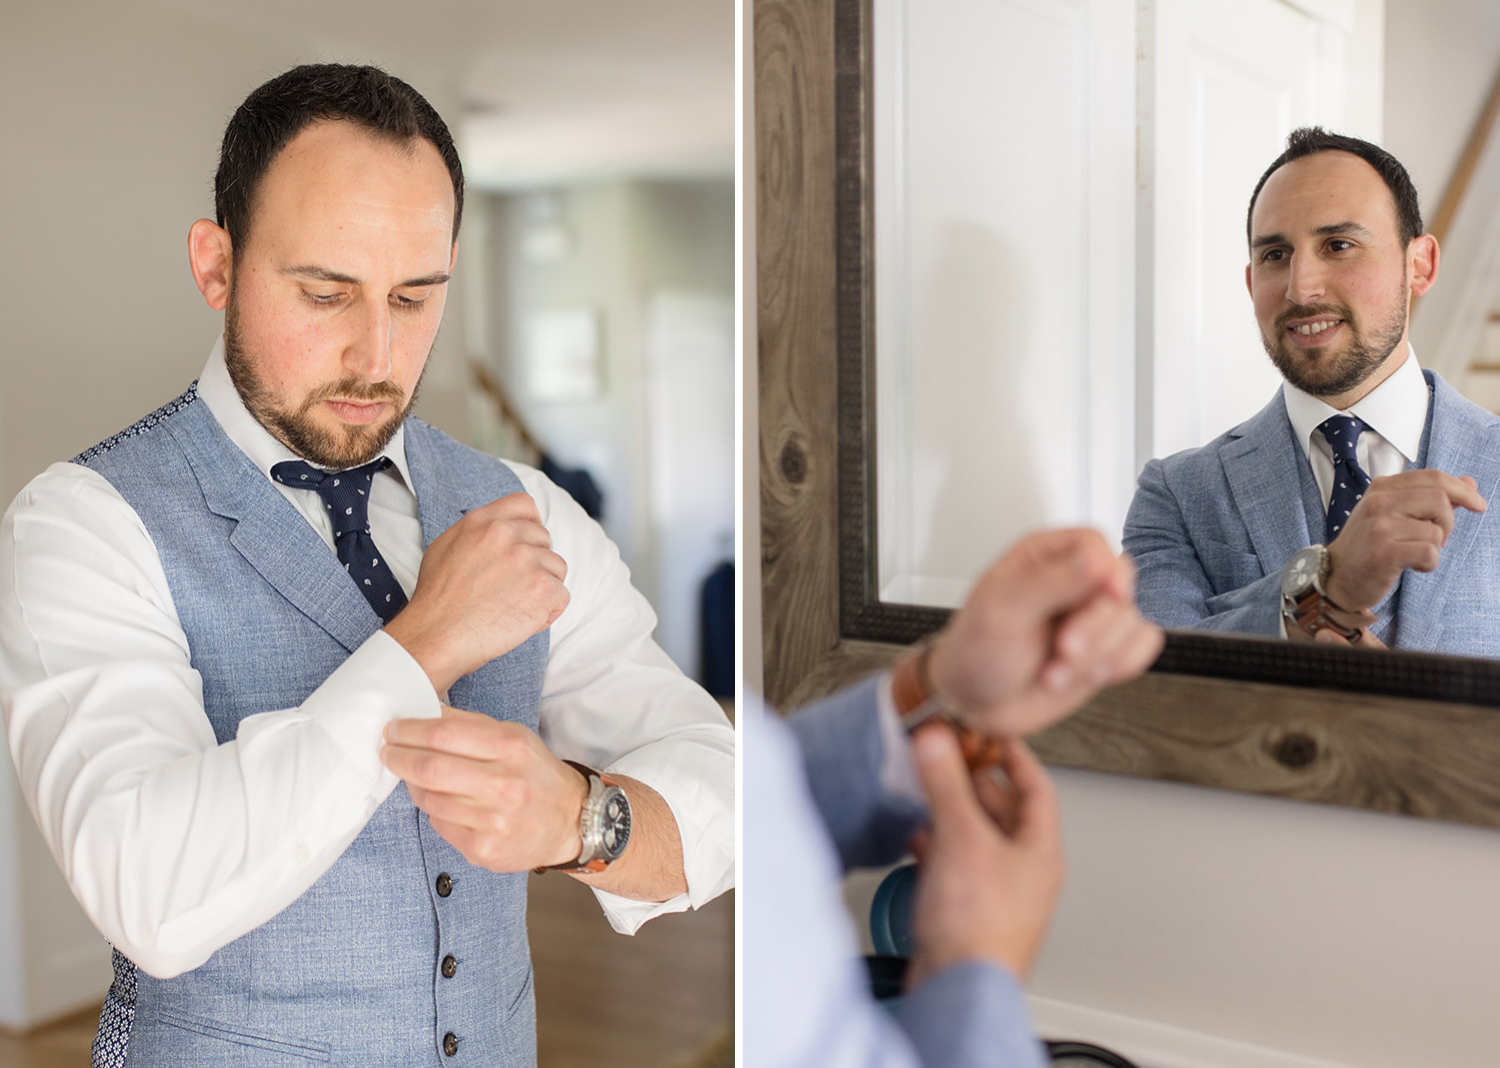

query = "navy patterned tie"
90;948;136;1067
1317;415;1373;543
271;457;409;623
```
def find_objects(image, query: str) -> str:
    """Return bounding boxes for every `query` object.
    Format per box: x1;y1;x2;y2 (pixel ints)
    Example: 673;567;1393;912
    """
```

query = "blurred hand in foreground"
906;726;1063;985
923;527;1164;739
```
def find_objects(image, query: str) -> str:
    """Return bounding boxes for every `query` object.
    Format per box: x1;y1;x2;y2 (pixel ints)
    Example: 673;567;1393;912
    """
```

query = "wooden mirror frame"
757;0;1500;830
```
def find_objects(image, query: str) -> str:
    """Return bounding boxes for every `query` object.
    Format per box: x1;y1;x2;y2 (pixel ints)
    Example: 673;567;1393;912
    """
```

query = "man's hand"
381;707;587;871
384;493;569;695
924;528;1163;738
1312;626;1388;649
905;725;1063;987
1323;471;1486;612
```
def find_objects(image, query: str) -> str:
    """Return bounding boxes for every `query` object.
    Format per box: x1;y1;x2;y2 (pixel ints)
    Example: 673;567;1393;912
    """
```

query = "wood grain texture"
1032;673;1500;828
757;0;844;709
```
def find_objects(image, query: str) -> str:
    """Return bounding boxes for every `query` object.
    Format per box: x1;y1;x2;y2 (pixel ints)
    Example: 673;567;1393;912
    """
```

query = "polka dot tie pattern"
1317;414;1373;544
90;948;137;1067
271;457;410;624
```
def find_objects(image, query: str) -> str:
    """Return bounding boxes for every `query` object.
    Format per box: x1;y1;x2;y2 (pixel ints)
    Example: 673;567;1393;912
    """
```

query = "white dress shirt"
0;339;734;979
1282;343;1430;507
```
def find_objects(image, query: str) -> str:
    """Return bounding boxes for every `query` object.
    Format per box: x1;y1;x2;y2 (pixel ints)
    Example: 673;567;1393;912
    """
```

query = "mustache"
1275;304;1352;331
298;378;408;410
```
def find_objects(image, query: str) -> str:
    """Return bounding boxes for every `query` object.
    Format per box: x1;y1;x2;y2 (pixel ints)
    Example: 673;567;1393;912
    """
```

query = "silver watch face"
598;787;631;861
1281;546;1324;600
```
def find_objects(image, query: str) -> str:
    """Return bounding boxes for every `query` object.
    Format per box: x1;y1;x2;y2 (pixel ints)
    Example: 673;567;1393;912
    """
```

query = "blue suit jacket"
1123;370;1500;657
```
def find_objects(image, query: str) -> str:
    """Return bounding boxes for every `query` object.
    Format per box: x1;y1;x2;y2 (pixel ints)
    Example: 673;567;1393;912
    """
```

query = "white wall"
1383;0;1500;214
482;178;735;678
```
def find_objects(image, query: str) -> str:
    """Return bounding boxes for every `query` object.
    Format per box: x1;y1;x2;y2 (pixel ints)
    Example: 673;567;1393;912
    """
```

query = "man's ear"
450;241;460;272
1408;233;1440;297
188;219;234;310
1244;261;1253;299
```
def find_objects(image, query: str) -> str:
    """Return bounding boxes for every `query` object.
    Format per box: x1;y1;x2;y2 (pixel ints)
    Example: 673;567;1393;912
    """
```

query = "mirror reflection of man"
1125;127;1500;655
0;65;733;1066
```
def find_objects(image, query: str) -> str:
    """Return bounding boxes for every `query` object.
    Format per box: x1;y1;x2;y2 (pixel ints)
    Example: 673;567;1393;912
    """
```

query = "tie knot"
1317;415;1365;463
271;457;391;537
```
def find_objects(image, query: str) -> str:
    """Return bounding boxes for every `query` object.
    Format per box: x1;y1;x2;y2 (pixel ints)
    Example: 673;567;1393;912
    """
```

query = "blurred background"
0;1;734;1065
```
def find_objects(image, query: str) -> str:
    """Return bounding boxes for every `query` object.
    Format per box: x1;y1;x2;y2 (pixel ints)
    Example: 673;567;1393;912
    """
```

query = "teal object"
869;863;918;958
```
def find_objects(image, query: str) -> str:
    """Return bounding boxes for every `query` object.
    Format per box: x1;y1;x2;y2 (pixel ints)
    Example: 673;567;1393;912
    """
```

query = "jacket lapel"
1390;371;1500;649
1219;390;1317;572
168;403;383;654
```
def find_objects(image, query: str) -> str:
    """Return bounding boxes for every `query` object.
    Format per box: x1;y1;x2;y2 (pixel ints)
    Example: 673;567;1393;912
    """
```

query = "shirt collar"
1282;342;1428;464
195;334;415;490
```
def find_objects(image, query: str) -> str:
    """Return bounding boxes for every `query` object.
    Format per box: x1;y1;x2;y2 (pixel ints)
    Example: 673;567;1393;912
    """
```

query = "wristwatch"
890;638;1005;770
540;761;632;874
1280;545;1362;643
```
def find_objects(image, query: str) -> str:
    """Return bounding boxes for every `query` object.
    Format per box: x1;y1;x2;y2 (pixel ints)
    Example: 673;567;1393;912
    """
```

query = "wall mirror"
758;0;1500;830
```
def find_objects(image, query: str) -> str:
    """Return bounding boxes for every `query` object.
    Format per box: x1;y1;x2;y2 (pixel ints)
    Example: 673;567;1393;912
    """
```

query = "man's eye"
304;291;344;306
1261;248;1287;263
393;293;429;310
1327;239;1353;252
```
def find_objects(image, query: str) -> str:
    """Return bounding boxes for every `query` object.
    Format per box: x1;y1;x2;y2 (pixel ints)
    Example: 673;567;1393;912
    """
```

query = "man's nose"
1286;253;1326;305
343;298;392;382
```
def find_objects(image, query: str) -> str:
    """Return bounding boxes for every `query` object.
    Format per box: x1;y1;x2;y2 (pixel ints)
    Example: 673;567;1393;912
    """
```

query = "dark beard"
224;294;423;469
1260;286;1408;401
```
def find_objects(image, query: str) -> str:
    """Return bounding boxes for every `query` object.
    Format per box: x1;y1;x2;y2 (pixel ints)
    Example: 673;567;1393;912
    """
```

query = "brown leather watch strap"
534;761;616;874
892;639;1005;770
1287;588;1363;643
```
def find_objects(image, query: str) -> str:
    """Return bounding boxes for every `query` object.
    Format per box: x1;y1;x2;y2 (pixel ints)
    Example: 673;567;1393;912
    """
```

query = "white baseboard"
1027;996;1357;1068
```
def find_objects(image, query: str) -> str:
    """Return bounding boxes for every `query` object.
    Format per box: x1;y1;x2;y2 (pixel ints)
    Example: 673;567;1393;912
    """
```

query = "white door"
1145;0;1380;462
645;292;735;680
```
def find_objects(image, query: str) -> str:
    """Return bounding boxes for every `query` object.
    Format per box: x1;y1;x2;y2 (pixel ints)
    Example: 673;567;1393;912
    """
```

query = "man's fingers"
385;706;492;751
909;827;933;865
1393;489;1461;537
1448;474;1486;513
993;739;1060;850
1314;625;1388;649
972;767;1019;837
1039;597;1161;696
1371;470;1487;514
538;548;570;583
911;724;985;830
384;746;531;808
469;491;544;523
991;529;1129;620
1109;615;1167;681
1051;596;1163;685
384;708;535;762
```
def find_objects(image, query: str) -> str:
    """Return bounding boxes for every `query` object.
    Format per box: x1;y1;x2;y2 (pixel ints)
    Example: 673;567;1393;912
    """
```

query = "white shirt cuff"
876;672;924;806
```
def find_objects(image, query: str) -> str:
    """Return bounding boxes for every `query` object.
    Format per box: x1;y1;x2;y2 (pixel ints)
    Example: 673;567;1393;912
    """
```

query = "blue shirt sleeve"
744;692;1047;1068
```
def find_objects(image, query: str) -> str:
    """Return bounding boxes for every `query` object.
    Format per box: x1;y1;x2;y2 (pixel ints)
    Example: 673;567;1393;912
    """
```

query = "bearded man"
1123;127;1500;655
0;64;733;1067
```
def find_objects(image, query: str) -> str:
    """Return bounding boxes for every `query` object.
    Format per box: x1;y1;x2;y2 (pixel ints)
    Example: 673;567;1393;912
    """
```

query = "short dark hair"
215;64;464;258
1246;127;1422;248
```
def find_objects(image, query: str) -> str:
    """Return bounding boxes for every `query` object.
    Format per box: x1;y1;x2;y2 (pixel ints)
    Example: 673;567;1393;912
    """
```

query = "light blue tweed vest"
76;386;549;1066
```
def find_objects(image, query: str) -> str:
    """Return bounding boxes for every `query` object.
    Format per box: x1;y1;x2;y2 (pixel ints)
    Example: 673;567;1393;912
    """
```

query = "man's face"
1246;151;1414;403
223;121;457;468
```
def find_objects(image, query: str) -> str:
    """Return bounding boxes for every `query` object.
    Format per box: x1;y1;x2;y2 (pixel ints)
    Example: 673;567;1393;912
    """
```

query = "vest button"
443;1032;458;1057
436;872;452;897
441;954;457;979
